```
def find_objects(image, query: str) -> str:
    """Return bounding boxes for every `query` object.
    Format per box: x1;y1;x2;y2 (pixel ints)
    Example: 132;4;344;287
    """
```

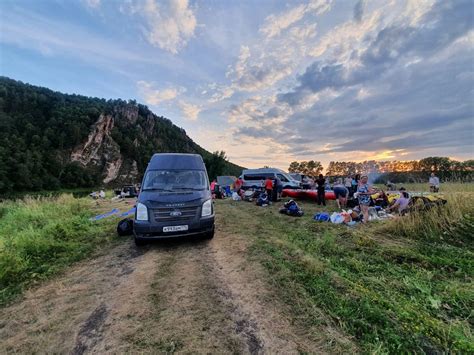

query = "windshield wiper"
142;188;174;192
172;187;205;191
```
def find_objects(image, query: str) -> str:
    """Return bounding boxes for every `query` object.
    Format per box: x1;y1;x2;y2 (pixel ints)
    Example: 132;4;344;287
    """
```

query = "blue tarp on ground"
89;208;119;221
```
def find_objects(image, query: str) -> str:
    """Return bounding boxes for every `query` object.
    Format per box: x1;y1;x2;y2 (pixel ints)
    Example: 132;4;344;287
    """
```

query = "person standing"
429;172;440;193
357;175;376;223
316;174;326;206
264;176;274;199
234;177;243;193
344;176;352;197
351;174;359;196
272;176;282;202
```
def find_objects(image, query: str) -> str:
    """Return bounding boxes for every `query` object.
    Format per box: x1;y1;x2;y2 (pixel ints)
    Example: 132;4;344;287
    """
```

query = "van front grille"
153;206;199;221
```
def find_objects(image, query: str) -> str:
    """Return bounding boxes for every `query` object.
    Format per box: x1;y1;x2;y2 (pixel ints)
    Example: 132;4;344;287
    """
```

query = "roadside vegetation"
0;194;118;306
216;183;474;353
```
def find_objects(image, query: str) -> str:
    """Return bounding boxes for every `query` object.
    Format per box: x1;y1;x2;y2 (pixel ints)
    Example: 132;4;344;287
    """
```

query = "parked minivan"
241;168;301;189
134;153;214;245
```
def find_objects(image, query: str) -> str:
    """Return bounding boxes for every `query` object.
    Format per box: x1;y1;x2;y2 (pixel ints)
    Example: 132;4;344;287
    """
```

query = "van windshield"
142;170;209;192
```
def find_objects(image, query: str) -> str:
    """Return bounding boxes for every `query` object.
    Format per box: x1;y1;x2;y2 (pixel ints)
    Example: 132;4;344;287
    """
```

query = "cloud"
260;4;308;38
353;0;366;22
260;0;332;38
281;0;474;106
83;0;101;9
179;100;201;121
228;0;474;166
136;80;182;105
0;8;191;77
131;0;197;54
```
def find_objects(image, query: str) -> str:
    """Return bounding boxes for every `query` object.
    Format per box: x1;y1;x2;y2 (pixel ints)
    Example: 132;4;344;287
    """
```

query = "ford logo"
170;210;182;217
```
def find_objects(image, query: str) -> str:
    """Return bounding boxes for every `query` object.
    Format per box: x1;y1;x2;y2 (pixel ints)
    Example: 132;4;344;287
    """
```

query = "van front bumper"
133;216;214;240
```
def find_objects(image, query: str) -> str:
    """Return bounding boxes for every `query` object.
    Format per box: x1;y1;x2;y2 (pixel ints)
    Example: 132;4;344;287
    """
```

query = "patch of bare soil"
1;226;355;353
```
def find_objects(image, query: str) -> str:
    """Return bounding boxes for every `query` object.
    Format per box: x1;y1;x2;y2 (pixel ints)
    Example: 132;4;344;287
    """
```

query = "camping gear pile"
314;207;394;225
243;189;260;202
279;200;304;217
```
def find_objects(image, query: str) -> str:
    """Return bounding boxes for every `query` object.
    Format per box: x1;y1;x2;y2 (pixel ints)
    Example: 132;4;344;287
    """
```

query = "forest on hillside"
0;77;242;194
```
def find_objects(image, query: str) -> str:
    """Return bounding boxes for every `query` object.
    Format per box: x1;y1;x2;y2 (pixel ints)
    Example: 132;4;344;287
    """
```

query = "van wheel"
203;229;215;240
134;237;146;246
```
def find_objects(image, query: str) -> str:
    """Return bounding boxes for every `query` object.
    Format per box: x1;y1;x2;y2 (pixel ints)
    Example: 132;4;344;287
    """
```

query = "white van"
241;168;301;189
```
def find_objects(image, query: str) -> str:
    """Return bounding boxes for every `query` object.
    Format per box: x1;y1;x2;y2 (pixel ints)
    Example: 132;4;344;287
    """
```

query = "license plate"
163;225;189;232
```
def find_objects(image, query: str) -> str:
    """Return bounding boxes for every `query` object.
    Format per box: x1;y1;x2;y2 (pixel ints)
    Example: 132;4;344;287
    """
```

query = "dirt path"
0;224;353;353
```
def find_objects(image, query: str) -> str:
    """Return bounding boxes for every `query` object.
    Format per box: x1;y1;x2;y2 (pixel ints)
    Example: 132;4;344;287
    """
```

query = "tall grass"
376;182;474;193
380;193;474;245
0;194;116;306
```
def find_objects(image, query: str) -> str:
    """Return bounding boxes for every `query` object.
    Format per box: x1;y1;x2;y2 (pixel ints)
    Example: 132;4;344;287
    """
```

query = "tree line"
0;77;242;194
289;157;474;182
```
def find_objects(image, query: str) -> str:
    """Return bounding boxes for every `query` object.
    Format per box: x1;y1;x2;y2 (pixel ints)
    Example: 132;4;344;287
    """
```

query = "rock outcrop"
71;113;135;185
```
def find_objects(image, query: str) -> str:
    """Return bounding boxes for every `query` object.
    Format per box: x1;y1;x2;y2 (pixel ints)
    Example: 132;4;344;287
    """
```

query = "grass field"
0;194;119;306
1;184;472;352
215;183;474;353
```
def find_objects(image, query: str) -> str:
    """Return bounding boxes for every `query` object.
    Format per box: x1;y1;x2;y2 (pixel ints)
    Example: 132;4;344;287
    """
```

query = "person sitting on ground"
429;172;440;193
357;175;377;223
99;189;106;199
315;174;326;206
398;186;410;198
264;176;274;199
374;190;389;208
333;178;349;209
388;191;411;215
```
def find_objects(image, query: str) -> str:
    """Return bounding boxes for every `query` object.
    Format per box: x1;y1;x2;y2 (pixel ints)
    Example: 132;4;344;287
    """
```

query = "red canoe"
282;189;336;200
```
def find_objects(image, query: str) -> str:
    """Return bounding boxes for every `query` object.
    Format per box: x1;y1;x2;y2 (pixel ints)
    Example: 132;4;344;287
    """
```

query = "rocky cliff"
0;76;243;192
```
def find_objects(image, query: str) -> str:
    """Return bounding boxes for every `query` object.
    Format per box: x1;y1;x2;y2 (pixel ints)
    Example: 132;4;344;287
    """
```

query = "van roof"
242;168;287;175
148;153;205;170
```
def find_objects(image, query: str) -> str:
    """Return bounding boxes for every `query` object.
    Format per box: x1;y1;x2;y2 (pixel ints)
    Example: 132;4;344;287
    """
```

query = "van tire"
134;237;146;246
203;229;215;240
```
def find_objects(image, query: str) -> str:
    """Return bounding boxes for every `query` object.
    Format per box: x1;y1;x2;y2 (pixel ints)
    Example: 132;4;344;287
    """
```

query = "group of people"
215;171;442;224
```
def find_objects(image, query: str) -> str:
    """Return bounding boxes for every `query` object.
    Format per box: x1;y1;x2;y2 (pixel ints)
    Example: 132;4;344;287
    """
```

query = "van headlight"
201;199;213;217
136;202;148;221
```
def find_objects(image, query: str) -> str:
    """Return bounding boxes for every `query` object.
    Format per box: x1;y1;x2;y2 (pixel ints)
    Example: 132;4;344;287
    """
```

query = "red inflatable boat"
282;189;336;200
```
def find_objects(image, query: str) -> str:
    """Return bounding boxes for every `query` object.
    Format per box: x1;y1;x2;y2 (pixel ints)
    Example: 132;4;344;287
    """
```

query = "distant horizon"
1;0;473;170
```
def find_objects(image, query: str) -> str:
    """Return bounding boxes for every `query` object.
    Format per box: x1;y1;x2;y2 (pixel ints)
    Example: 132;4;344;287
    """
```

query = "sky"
0;0;473;170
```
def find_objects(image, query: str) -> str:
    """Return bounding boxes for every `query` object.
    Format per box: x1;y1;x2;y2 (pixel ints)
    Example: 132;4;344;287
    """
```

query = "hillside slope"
0;77;243;193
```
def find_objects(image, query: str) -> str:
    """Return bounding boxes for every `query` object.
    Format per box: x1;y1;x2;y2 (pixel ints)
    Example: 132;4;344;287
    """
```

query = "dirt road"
0;222;352;354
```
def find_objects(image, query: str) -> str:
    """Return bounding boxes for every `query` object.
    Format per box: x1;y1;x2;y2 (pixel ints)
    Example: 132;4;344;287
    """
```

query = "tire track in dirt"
1;227;355;354
0;242;159;354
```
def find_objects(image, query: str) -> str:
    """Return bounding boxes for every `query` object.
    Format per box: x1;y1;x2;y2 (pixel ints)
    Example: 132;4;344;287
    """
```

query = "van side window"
277;174;289;182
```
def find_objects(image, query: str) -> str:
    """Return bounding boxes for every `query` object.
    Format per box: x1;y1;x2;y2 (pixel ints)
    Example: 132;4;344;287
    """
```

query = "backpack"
281;200;304;216
117;218;134;236
314;212;330;222
256;192;269;206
